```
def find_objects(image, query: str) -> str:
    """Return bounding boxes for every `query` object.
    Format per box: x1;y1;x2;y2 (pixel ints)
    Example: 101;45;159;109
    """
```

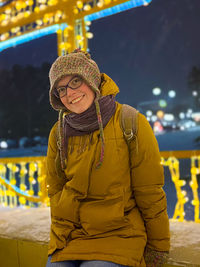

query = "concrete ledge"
0;237;48;267
0;237;176;267
0;207;200;267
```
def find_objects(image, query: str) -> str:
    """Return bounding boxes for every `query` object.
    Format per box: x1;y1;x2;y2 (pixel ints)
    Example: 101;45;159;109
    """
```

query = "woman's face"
57;75;95;114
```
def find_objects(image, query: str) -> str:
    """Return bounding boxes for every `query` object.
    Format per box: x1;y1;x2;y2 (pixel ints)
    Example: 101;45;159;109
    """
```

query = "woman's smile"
70;94;85;104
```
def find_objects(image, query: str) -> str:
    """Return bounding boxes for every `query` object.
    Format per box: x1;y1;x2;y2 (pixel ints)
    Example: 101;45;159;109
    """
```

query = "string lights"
0;157;49;208
0;154;199;223
0;0;151;53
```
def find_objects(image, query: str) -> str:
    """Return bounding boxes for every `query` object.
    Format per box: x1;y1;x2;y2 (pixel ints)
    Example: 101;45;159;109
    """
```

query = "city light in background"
142;84;199;135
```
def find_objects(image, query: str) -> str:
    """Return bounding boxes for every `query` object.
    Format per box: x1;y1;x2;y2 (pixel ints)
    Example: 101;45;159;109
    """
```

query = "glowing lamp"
73;8;79;14
146;110;153;117
11;16;17;23
76;35;83;40
26;0;34;5
86;32;93;39
152;87;161;96
192;91;198;96
84;4;91;11
168;90;176;98
36;20;43;25
40;4;47;10
5;8;12;14
19;197;26;205
20;184;27;191
97;1;104;8
59;42;65;49
64;43;71;49
85;21;91;26
10;179;17;185
158;99;167;108
16;1;23;11
34;6;40;13
24;11;31;18
27;190;34;196
29;177;35;183
0;141;8;149
77;1;83;9
157;110;164;119
1;20;9;26
37;176;44;183
104;0;111;4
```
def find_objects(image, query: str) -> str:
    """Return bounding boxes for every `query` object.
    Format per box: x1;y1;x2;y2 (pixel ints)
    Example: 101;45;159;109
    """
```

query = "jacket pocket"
50;187;80;223
79;189;129;236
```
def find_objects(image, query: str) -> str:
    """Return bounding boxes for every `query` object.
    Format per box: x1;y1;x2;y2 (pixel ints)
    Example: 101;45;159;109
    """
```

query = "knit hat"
49;49;105;169
49;49;101;111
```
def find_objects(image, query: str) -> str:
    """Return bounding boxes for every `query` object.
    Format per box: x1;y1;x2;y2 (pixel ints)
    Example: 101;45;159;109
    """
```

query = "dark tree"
0;63;57;140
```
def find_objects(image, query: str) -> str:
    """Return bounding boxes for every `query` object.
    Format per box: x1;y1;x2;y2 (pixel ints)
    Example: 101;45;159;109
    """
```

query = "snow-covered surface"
0;206;50;244
169;220;200;265
0;127;200;159
0;207;200;265
156;126;200;151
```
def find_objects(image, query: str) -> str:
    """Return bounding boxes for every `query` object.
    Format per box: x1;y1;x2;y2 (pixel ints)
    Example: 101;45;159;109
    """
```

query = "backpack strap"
120;104;139;153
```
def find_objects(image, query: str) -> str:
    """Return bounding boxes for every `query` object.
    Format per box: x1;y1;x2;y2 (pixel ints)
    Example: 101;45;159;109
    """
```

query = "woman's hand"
144;247;169;267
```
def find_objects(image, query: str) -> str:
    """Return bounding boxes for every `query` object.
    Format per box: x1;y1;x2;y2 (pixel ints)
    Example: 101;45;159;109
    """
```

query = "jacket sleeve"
130;113;170;252
46;122;67;198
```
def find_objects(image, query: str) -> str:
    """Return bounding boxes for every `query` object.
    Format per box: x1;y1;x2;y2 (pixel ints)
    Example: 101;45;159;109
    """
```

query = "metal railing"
0;151;199;222
0;156;48;208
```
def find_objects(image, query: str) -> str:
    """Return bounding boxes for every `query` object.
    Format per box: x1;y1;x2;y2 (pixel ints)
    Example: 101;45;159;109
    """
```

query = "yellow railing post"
162;157;188;221
39;158;49;206
190;156;200;223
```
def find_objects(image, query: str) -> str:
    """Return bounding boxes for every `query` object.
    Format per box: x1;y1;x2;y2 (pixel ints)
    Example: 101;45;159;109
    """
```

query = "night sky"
0;0;200;110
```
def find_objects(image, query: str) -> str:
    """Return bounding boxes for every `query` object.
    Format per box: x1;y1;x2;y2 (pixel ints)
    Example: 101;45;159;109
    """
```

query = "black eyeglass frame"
55;76;84;98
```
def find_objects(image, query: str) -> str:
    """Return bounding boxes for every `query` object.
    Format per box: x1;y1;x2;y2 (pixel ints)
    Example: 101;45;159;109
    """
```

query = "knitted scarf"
62;95;116;167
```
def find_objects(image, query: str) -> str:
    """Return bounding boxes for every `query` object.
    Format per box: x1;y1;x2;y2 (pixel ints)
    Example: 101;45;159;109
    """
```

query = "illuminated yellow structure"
0;151;199;223
0;0;151;55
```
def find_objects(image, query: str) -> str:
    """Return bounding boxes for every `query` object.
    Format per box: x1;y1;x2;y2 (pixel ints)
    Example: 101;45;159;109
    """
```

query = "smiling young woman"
46;49;170;267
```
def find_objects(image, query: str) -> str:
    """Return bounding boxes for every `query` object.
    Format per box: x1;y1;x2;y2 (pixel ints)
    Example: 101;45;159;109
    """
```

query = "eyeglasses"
55;76;83;98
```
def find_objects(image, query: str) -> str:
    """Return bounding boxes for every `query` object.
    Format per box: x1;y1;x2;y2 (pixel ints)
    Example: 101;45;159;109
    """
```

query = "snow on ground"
0;207;200;265
156;126;200;151
169;220;200;265
0;127;200;159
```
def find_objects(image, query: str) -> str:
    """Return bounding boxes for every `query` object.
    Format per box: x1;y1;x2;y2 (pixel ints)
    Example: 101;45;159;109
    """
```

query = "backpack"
120;104;138;148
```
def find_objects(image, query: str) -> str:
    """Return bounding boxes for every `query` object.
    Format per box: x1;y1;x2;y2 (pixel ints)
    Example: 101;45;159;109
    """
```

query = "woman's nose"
67;87;76;97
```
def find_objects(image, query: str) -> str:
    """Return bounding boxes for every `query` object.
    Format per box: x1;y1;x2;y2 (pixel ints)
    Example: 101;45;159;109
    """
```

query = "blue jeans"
46;256;129;267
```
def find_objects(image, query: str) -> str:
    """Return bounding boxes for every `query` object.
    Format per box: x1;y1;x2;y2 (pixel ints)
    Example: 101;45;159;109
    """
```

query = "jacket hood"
100;73;119;97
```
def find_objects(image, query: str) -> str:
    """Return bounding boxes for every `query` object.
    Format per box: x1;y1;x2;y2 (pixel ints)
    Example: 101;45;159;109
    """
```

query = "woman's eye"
58;87;65;93
72;78;80;84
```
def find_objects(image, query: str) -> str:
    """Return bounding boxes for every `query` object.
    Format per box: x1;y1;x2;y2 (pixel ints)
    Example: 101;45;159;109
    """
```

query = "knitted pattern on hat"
49;49;101;111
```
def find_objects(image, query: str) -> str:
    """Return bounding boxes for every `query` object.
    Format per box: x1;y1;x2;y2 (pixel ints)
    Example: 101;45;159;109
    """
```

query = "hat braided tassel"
58;110;67;170
94;98;105;169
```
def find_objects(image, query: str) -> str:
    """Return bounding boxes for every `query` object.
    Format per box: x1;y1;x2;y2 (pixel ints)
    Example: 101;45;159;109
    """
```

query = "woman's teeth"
71;95;84;104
